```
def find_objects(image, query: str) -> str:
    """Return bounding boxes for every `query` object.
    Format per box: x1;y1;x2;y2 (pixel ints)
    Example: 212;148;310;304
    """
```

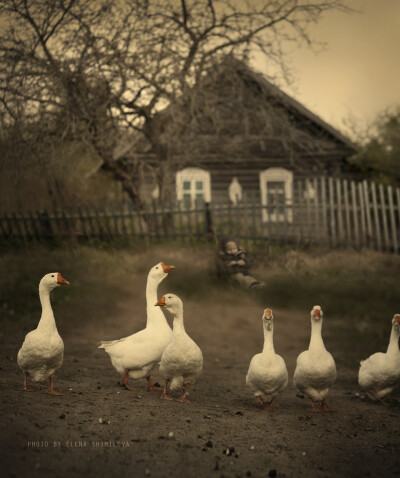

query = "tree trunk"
102;158;143;208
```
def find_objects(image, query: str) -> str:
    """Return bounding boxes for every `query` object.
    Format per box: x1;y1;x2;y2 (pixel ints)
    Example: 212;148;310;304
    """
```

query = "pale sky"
253;0;400;139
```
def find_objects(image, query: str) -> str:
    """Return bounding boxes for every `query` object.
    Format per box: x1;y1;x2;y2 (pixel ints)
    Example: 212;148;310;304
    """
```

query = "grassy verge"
1;242;399;341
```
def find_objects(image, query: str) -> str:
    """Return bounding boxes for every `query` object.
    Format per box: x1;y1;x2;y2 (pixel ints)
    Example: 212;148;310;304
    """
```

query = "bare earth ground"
1;270;400;478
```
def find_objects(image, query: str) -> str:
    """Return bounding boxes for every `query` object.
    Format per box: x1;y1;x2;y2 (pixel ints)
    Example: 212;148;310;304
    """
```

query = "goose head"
149;262;175;284
311;305;323;322
262;308;274;330
155;293;182;314
39;272;70;292
393;314;400;334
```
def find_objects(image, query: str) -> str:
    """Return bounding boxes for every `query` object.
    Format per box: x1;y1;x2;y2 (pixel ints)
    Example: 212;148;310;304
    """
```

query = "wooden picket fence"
1;177;400;253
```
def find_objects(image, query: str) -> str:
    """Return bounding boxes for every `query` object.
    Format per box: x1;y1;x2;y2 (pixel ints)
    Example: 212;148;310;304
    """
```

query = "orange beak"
314;309;321;318
57;273;70;286
155;296;166;307
161;262;175;274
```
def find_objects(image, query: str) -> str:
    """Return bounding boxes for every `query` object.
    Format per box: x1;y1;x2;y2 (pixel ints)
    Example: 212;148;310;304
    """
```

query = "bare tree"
0;0;352;206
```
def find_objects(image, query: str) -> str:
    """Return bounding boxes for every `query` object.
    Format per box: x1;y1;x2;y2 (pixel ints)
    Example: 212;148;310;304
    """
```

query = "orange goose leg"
256;396;274;410
45;374;63;396
308;398;322;412
369;389;388;405
161;379;174;401
122;369;136;391
319;399;334;412
175;384;190;403
146;376;163;391
19;372;34;392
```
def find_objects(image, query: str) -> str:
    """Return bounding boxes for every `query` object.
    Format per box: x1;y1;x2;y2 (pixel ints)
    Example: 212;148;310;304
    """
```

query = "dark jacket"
218;236;252;275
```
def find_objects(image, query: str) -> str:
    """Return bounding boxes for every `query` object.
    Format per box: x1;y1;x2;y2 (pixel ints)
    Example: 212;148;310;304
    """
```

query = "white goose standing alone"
246;308;288;409
155;294;203;402
293;305;336;412
99;262;174;391
17;272;70;395
358;313;400;403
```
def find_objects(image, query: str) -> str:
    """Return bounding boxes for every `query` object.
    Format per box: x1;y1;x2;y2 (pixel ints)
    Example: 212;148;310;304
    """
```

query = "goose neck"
386;327;400;357
309;319;325;351
146;275;160;305
37;285;57;333
146;276;168;328
172;306;185;334
262;323;275;355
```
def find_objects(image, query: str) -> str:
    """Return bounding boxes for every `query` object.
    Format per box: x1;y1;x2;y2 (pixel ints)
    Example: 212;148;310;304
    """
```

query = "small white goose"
99;262;174;391
17;272;69;395
155;294;203;402
293;305;336;412
246;308;288;409
358;313;400;403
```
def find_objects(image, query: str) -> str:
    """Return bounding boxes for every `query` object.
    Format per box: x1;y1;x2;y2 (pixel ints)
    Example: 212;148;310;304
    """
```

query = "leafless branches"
0;0;352;206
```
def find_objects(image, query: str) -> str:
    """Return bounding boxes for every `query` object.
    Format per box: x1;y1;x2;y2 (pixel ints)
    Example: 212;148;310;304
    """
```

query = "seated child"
218;236;264;289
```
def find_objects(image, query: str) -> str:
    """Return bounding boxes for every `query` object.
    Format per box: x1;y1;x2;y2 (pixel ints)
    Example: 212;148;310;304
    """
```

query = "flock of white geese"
17;262;400;410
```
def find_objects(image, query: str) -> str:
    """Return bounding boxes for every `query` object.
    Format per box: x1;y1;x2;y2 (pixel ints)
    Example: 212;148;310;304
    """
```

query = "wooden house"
138;57;357;223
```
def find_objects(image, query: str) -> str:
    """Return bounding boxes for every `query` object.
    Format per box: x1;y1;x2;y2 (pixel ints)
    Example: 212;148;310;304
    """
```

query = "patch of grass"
250;247;400;318
0;244;140;332
2;243;400;336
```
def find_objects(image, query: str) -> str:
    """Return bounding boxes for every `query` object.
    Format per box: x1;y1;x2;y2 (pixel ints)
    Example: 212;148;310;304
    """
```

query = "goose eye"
51;275;55;278
156;267;159;269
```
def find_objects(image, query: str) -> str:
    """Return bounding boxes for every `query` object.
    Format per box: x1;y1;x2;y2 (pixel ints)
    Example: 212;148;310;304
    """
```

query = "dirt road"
1;269;399;478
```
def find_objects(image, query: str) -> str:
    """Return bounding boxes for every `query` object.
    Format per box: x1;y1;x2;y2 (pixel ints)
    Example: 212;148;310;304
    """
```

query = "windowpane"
183;181;191;190
195;193;204;204
267;181;285;214
183;193;191;208
195;181;203;190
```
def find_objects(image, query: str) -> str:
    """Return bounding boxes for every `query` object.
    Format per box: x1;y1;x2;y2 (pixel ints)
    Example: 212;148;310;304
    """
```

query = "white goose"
293;305;336;412
155;294;203;402
17;272;69;395
358;313;400;403
246;308;288;409
99;262;174;391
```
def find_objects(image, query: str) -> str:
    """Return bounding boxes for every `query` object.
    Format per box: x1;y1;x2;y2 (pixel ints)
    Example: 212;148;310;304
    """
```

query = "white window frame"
176;167;211;207
259;167;293;223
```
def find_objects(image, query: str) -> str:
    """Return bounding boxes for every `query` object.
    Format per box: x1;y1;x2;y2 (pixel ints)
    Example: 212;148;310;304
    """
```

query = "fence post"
336;179;344;246
204;202;213;240
313;177;319;243
85;205;96;238
387;185;398;253
251;191;257;241
119;202;128;237
109;201;119;236
362;180;373;248
0;215;8;239
177;201;184;240
77;206;88;238
350;182;360;249
343;179;351;246
12;212;24;242
20;212;31;240
396;188;400;227
320;177;328;243
371;183;382;252
358;183;366;248
379;184;390;251
3;213;14;238
328;177;336;248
